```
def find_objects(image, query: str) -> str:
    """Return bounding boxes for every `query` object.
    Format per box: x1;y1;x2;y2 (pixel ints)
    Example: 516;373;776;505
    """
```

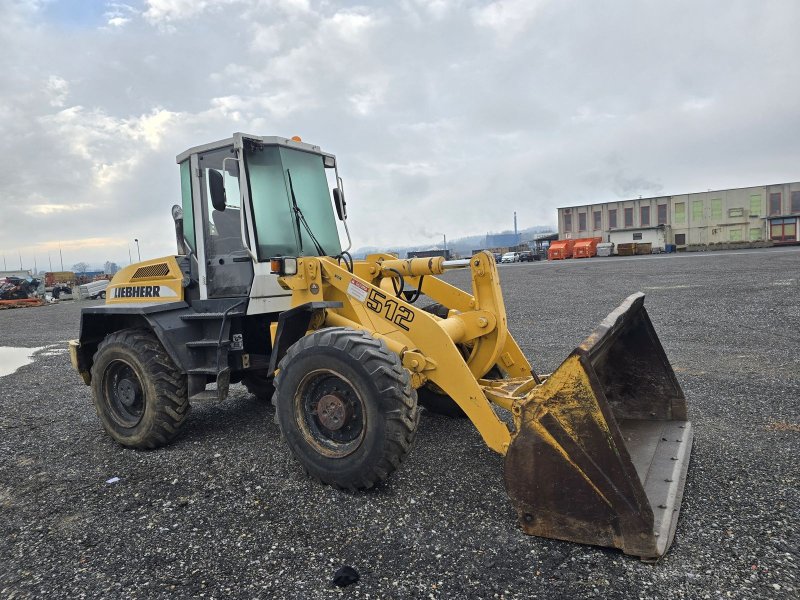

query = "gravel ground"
1;247;798;599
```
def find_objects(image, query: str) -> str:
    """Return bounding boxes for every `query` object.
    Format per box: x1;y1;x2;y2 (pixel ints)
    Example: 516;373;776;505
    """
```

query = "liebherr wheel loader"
69;134;693;560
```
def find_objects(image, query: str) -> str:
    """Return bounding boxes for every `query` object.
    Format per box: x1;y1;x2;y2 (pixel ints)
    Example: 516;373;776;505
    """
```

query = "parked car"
500;252;519;263
518;251;541;262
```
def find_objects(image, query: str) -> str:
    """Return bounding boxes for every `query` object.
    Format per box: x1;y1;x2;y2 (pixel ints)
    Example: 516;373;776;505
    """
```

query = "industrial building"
557;182;800;251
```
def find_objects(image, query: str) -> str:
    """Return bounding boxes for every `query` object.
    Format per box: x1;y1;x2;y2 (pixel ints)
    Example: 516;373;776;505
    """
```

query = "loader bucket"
504;293;692;560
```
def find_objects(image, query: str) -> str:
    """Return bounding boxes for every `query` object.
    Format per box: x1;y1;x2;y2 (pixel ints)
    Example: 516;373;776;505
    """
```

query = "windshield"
245;145;342;259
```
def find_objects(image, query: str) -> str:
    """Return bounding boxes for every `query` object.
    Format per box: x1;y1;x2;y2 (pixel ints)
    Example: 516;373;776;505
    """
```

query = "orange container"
573;237;602;258
548;240;575;260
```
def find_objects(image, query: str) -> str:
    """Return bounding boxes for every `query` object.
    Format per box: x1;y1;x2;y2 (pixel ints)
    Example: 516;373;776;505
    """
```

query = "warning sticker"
346;278;369;303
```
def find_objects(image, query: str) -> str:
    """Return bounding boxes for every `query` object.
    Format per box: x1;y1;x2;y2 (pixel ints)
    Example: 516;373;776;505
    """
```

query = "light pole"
134;238;141;262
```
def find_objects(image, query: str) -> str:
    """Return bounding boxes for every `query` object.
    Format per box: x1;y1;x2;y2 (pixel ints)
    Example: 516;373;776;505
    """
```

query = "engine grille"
132;263;170;279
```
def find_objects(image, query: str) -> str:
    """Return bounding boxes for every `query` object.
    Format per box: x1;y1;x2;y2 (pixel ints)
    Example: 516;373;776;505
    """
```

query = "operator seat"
212;208;243;254
208;168;244;254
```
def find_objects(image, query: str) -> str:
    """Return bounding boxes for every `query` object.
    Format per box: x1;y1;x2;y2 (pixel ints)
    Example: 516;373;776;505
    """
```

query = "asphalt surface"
1;247;798;599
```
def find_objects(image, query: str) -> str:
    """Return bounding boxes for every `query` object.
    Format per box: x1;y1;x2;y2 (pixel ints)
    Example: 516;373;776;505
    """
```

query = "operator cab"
175;134;349;312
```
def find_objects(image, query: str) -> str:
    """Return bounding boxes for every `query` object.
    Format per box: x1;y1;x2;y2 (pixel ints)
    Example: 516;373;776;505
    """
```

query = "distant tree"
72;262;89;274
103;261;119;275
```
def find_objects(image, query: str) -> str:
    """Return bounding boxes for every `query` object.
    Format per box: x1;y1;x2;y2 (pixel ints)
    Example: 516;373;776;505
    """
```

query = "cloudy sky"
1;0;799;270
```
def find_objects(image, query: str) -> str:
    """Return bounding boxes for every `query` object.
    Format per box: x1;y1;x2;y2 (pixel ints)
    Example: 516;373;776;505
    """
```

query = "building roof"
556;181;800;210
607;224;667;232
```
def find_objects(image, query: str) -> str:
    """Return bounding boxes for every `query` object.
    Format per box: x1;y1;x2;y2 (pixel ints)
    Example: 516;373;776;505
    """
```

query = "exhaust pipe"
171;205;187;256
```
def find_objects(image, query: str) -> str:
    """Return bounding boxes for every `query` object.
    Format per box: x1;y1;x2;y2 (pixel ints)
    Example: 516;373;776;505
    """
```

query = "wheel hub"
294;370;366;457
116;378;138;408
102;359;145;427
317;393;351;431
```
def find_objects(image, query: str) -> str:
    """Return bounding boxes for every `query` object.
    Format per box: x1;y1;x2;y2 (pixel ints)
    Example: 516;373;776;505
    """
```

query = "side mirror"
209;169;227;211
333;188;347;220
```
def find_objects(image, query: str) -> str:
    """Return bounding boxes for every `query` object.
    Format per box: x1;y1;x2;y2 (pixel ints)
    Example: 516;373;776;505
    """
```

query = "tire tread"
273;327;418;490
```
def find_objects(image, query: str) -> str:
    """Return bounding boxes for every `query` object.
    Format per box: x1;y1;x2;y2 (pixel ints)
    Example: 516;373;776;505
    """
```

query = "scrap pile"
0;277;45;309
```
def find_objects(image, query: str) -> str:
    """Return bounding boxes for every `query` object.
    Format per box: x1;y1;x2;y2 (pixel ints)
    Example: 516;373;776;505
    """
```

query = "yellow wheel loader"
69;134;693;560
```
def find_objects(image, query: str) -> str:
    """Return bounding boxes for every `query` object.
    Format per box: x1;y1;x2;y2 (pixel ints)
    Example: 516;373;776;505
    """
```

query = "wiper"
287;169;326;257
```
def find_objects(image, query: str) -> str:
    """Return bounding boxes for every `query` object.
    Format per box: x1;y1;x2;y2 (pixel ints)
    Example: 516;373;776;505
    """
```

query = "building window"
692;200;704;221
578;213;587;231
657;204;667;224
593;211;601;230
769;193;782;215
675;233;686;245
749;227;762;241
792;191;800;213
750;194;761;216
711;198;722;219
674;202;686;224
770;218;796;242
564;213;572;232
640;206;650;226
633;232;643;240
729;208;743;218
624;207;633;227
609;209;617;228
729;228;742;241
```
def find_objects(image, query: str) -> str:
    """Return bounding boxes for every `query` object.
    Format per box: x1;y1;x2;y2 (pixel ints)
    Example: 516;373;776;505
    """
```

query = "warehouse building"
557;182;800;251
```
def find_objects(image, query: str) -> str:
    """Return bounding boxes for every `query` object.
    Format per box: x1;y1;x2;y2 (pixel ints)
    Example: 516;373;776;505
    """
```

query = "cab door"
195;146;253;299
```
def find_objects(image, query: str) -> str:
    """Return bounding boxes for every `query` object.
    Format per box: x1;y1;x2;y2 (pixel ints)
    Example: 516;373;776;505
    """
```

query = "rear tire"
273;327;418;490
242;370;275;402
417;303;503;418
417;383;468;418
417;367;503;418
91;328;189;449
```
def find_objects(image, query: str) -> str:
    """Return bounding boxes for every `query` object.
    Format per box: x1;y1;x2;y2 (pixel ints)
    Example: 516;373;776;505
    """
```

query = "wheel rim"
102;359;145;427
294;369;366;458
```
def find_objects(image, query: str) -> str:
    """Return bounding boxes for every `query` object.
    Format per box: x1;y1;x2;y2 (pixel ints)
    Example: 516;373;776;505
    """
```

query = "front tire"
91;329;189;449
273;327;419;490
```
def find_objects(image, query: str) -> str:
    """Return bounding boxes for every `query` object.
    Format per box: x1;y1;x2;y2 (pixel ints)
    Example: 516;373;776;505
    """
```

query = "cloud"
26;203;95;216
45;75;69;107
143;0;240;24
38;106;179;188
472;0;550;39
1;0;799;269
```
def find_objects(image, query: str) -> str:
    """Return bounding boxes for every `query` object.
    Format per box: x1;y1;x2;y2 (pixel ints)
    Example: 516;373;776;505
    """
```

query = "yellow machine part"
278;251;533;454
104;256;185;304
277;253;693;559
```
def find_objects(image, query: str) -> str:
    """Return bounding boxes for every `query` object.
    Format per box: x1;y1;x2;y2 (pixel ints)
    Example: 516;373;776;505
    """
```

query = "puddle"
0;346;45;377
642;284;701;291
38;348;68;357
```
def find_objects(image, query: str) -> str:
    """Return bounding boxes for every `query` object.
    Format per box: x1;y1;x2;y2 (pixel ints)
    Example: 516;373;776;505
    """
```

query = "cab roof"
175;133;332;164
